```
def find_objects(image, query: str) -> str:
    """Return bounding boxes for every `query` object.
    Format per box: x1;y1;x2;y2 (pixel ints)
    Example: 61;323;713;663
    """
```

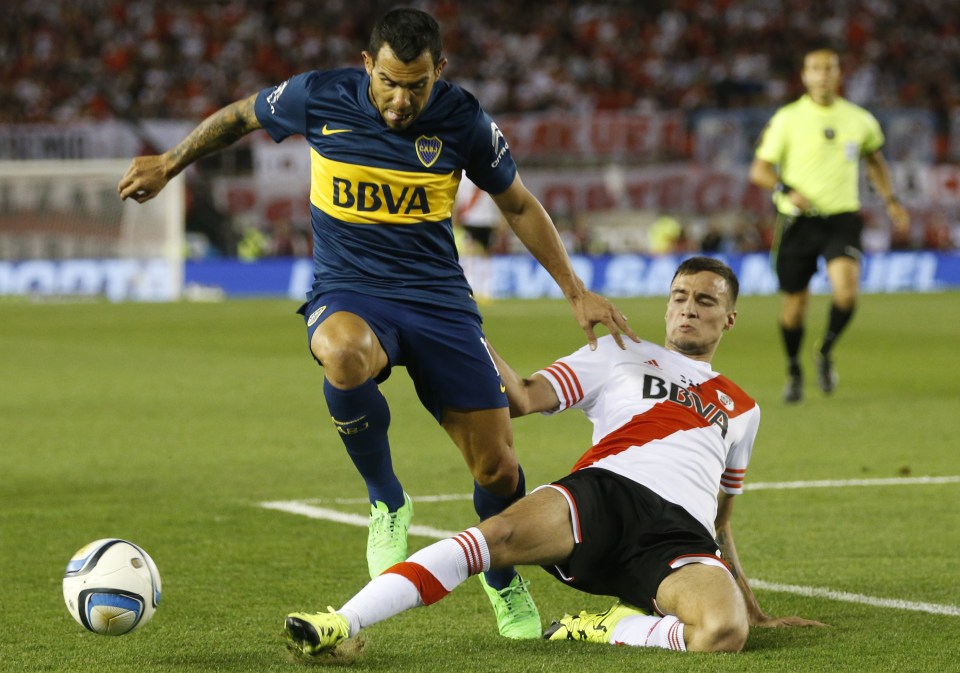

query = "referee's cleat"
367;492;413;578
783;373;803;404
480;573;542;639
544;601;647;644
284;608;349;656
816;354;838;394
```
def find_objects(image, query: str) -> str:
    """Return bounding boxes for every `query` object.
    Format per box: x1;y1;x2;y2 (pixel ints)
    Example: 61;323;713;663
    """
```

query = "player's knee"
471;453;519;494
833;294;857;311
780;297;807;327
690;613;749;653
318;352;371;388
314;338;378;387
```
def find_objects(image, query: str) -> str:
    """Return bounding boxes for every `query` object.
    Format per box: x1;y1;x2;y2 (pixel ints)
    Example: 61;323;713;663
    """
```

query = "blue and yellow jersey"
254;68;517;315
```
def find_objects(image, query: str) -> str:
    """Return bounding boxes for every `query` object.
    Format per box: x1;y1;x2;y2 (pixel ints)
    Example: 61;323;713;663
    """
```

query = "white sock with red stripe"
609;614;686;651
338;528;490;637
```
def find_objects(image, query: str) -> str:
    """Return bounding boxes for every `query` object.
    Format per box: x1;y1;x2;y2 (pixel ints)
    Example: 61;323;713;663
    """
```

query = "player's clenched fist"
118;155;171;203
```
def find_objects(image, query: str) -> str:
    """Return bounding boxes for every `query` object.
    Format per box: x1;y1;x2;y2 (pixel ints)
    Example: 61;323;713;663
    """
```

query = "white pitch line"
259;493;960;618
750;580;960;617
260;501;457;539
305;493;473;506
288;475;960;506
746;475;960;491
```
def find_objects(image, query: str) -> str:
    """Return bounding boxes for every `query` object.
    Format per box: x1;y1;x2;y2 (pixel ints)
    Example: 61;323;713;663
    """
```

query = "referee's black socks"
821;304;855;356
780;324;804;376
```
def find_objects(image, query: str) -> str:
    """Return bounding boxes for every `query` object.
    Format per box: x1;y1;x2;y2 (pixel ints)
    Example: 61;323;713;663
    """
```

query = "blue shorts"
298;291;507;422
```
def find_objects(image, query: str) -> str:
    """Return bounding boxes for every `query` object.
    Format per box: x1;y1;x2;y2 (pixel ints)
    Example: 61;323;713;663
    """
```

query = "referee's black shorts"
774;211;864;293
539;468;727;614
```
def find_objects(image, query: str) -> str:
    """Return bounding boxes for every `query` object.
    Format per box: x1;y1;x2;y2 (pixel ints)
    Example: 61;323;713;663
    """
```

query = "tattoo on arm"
169;96;260;172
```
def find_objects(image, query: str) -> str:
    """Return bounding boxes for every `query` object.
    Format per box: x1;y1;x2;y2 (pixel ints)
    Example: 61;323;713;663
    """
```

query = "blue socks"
323;378;405;511
324;376;526;590
474;465;526;589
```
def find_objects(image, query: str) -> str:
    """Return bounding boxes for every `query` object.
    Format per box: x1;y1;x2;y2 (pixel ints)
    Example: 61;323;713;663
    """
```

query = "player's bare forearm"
715;494;827;628
865;150;910;232
484;341;558;416
515;223;640;349
748;158;780;191
714;521;763;620
714;494;767;623
749;158;811;210
493;175;637;349
495;182;583;299
167;94;261;175
864;150;895;201
119;94;261;203
717;524;768;624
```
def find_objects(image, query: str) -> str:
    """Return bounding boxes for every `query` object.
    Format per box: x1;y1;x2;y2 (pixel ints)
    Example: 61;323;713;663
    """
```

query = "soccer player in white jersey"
284;256;824;657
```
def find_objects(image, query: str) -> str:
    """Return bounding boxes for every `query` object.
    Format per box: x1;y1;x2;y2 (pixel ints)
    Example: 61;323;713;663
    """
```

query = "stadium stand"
1;0;956;256
2;0;956;144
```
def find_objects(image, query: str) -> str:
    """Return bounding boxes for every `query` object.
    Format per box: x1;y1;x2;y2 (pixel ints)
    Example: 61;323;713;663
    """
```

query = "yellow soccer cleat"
543;601;647;644
284;607;349;656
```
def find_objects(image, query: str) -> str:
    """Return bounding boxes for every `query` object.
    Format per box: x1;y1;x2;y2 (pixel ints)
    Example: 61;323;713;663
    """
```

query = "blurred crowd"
3;0;958;257
2;0;957;127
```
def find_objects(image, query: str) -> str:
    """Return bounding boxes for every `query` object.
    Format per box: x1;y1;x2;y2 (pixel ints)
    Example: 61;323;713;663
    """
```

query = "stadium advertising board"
186;252;960;299
0;259;179;301
2;252;955;302
1;253;955;302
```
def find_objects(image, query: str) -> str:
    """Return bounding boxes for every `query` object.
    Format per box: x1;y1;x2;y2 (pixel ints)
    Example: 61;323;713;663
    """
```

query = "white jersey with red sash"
536;336;760;536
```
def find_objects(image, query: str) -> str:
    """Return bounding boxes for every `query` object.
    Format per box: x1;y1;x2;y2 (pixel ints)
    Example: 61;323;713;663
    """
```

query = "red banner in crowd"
496;111;688;162
226;155;957;224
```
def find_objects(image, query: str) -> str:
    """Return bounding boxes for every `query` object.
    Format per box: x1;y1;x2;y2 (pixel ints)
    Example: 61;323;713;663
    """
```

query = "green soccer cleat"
543;601;648;644
367;493;413;578
284;607;349;656
479;572;541;639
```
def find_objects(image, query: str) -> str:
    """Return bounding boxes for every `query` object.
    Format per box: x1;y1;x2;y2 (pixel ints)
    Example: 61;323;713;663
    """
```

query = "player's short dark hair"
673;256;740;305
368;8;443;66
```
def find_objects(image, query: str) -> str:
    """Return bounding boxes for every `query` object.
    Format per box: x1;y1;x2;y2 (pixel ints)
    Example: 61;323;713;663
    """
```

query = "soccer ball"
62;539;162;635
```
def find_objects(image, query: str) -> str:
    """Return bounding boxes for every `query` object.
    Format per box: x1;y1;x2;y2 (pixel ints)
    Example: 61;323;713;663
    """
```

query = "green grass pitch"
1;292;958;672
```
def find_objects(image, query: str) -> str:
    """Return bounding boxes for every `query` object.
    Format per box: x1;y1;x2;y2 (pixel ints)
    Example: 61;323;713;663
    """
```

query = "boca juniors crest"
415;135;442;167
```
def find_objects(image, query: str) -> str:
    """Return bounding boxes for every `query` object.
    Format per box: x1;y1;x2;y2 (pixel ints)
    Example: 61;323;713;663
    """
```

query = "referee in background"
750;47;910;404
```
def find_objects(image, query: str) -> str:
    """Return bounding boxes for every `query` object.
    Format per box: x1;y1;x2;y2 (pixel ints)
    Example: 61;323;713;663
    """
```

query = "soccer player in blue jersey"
118;7;637;639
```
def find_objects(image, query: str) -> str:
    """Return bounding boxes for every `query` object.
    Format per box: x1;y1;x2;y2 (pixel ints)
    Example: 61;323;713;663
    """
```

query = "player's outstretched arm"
491;175;638;351
484;341;559;418
118;94;261;203
714;493;827;628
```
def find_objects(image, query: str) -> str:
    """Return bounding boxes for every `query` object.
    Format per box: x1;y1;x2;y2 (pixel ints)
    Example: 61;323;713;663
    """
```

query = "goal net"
0;160;185;301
